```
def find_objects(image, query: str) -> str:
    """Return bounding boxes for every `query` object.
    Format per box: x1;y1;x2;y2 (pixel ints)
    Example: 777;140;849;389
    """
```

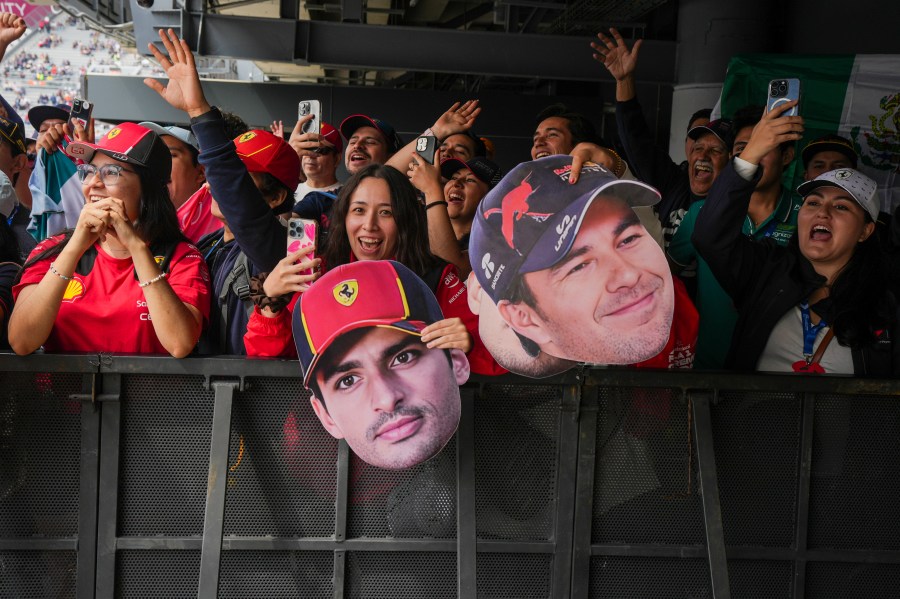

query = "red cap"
292;260;445;387
233;129;301;190
320;122;343;154
66;122;171;180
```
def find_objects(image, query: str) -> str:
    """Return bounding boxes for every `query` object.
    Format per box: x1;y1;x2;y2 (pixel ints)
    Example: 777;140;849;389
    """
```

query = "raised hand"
262;246;321;298
406;150;441;194
0;13;26;50
431;100;481;140
143;29;211;118
288;114;328;159
270;120;284;138
739;100;804;165
591;28;642;82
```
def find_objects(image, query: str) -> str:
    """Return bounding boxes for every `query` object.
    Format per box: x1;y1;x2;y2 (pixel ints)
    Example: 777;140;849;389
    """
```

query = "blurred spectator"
340;114;403;175
531;102;600;160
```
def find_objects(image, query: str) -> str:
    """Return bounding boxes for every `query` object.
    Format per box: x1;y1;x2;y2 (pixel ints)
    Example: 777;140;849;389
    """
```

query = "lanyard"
800;302;827;363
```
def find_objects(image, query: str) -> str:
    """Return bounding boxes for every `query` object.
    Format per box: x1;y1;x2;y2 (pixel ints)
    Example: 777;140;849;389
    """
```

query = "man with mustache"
293;260;468;470
469;155;697;369
592;28;732;249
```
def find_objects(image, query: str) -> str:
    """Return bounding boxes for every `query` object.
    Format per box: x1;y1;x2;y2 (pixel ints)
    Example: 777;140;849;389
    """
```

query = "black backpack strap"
420;260;448;295
74;245;98;276
217;251;255;352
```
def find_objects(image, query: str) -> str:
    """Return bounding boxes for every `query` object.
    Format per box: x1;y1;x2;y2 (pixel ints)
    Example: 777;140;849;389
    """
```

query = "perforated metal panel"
805;562;900;598
345;551;457;598
476;552;553;598
728;559;793;599
712;391;800;548
592;387;704;545
117;375;214;536
116;549;200;598
223;378;337;537
218;550;333;598
588;556;711;598
808;395;900;551
475;385;560;541
348;438;458;539
0;372;81;538
0;550;77;598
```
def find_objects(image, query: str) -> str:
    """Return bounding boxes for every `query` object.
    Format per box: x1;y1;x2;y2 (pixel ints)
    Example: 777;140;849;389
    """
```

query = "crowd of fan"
0;15;897;377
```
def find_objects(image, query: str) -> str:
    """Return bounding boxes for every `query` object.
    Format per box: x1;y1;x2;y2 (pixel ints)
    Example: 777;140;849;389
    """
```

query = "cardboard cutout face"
294;260;467;469
469;156;674;377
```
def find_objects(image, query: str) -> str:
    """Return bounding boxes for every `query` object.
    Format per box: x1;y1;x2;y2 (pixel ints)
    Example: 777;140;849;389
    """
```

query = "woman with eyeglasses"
8;122;211;357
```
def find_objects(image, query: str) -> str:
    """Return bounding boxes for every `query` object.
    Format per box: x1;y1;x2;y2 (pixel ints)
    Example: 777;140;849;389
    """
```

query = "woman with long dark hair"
693;104;897;374
9;123;210;357
244;163;501;375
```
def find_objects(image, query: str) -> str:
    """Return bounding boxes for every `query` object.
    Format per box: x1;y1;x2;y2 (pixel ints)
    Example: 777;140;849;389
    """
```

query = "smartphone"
69;98;93;130
287;217;317;276
415;135;437;164
766;78;801;117
298;100;322;135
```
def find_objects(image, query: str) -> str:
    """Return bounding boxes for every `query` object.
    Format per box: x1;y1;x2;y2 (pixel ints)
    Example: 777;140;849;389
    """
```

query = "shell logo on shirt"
62;276;85;303
154;255;165;265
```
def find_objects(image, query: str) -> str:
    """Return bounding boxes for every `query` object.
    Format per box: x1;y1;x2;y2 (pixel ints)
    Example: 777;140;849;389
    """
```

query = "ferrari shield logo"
333;280;358;306
107;128;121;140
238;131;256;144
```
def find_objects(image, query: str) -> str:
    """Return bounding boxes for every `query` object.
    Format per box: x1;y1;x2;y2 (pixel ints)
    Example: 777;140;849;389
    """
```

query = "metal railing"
1;353;898;598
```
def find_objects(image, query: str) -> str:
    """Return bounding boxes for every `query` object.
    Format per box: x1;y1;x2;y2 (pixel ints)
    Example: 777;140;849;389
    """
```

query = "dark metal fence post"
570;385;599;599
691;390;731;599
552;382;581;598
457;387;478;598
76;373;101;599
94;374;123;599
197;380;239;599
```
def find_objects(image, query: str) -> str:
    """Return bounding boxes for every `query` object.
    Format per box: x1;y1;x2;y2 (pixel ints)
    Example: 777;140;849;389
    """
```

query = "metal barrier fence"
0;354;898;598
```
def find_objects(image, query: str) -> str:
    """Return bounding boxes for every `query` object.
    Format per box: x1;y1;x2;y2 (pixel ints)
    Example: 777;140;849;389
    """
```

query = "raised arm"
145;29;286;272
385;101;481;173
0;13;26;63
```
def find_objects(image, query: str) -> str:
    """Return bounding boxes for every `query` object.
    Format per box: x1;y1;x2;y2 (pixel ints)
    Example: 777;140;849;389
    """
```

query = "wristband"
49;262;73;281
139;271;168;288
249;273;291;314
426;201;449;211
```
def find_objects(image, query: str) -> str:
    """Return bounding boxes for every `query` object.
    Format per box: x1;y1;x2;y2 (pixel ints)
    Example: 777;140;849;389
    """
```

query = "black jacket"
692;163;898;376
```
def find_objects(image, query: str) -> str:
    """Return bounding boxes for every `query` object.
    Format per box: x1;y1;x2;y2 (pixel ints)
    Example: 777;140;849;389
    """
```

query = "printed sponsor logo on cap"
482;253;495;280
835;169;852;180
482;174;552;250
69;145;85;156
333;279;358;306
238;132;256;144
107;128;121;140
554;214;578;252
111;153;130;162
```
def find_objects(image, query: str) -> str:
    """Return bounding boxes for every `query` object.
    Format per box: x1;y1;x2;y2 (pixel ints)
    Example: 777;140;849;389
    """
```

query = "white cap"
797;168;879;222
138;122;200;152
0;171;17;219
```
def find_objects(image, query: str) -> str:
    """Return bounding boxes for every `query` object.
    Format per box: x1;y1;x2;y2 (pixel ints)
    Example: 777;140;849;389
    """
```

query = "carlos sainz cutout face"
499;196;674;365
310;326;469;470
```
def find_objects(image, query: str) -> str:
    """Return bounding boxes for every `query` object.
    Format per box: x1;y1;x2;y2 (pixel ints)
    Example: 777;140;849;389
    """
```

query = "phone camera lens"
779;84;787;93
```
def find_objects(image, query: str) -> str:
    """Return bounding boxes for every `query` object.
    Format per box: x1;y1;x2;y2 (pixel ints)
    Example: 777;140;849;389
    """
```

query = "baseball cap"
797;168;879;222
339;114;403;154
0;115;26;156
469;155;661;304
318;122;343;155
440;157;503;189
687;118;735;149
292;260;445;388
66;122;172;180
138;121;200;152
233;129;301;191
27;104;70;134
801;135;858;169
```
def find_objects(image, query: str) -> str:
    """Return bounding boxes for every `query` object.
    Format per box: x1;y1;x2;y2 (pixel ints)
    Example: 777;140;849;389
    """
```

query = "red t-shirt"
14;237;211;354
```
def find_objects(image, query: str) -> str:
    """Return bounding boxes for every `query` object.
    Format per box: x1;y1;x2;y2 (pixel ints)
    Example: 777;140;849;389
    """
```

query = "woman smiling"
9;123;210;357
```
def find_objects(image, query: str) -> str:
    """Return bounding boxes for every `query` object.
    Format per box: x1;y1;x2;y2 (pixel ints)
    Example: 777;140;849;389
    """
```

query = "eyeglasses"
313;146;336;156
76;163;137;186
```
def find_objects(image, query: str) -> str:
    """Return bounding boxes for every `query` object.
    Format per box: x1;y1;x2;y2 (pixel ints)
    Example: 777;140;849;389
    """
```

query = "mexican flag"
715;54;900;215
28;147;84;241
